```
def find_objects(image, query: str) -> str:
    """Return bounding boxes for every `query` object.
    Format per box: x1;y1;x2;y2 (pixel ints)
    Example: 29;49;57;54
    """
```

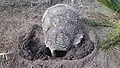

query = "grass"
88;12;120;51
98;0;120;13
89;0;120;51
97;14;120;50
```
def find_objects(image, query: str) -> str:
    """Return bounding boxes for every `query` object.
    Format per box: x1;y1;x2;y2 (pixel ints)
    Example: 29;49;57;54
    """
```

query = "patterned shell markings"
42;4;84;56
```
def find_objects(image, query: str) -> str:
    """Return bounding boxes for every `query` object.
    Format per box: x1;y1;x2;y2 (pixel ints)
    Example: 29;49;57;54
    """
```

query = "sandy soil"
0;0;119;68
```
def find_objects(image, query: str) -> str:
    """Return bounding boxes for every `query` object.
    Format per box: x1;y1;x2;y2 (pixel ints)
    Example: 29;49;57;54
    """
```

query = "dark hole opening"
54;50;67;57
44;48;67;57
45;47;52;57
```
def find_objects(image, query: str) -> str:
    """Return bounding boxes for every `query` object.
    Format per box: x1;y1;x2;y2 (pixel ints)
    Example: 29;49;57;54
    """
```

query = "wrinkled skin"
42;4;84;56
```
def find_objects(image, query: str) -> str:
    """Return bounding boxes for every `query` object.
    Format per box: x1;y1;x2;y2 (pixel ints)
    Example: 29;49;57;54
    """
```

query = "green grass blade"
98;0;117;11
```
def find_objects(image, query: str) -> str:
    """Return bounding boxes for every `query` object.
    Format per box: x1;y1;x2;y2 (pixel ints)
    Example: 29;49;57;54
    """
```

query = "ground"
0;0;120;68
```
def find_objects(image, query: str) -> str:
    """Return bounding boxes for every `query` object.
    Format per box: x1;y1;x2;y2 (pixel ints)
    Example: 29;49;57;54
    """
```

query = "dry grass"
88;12;120;51
0;52;12;59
